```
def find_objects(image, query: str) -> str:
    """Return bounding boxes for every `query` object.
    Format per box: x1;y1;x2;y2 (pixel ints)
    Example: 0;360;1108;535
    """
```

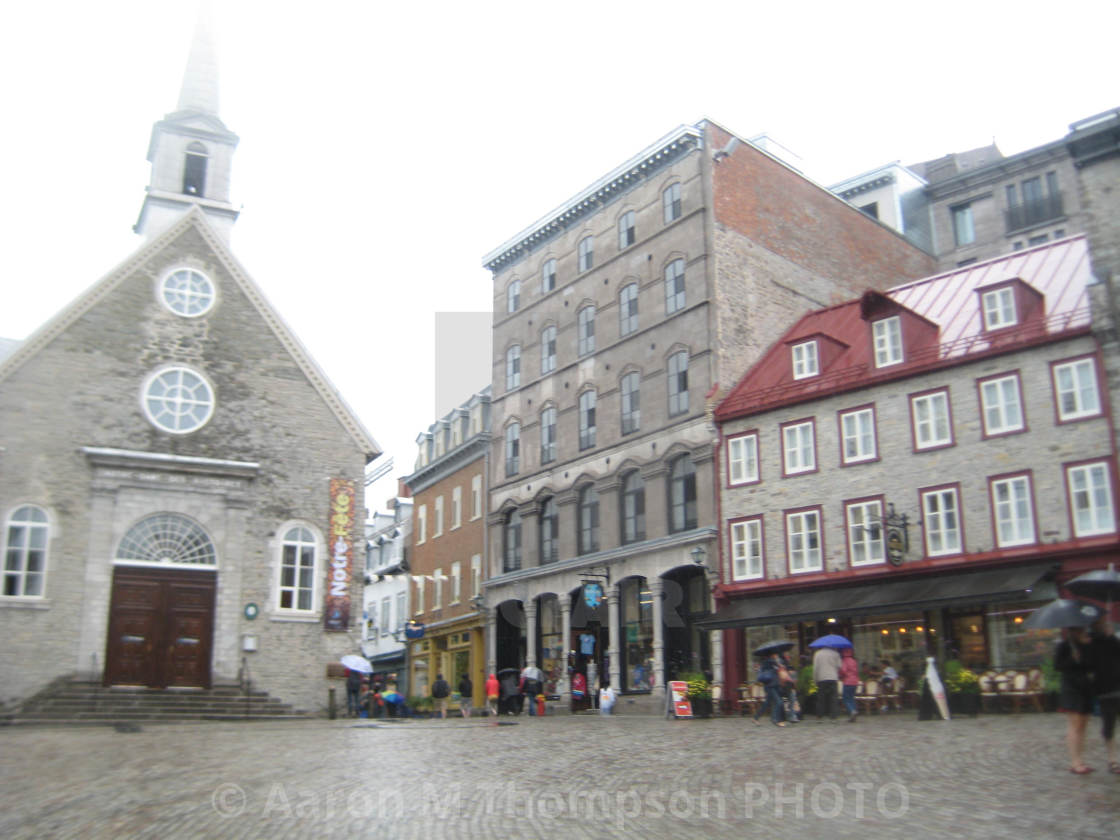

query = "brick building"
0;21;380;713
480;120;935;708
707;236;1117;692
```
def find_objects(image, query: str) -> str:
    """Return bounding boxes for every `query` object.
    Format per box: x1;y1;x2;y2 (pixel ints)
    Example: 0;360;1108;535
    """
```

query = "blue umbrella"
809;634;852;649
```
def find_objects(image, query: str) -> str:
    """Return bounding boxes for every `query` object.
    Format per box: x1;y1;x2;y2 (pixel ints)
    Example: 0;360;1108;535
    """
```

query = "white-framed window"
727;432;759;485
433;496;444;538
470;404;482;436
540;406;557;463
982;287;1017;330
663;182;681;223
619;283;639;336
579;390;597;450
505;422;521;476
979;374;1024;437
504;509;522;572
786;509;822;573
578;306;595;356
451;487;462;529
921;487;962;556
414;575;425;615
911;390;952;450
434;428;446;458
506;345;521;391
3;505;49;598
620;372;640;435
792;341;819;379
381;596;391;635
450;418;462;448
141;365;215;434
159;267;215;317
668;351;689;416
578;236;594;272
277;525;318;612
433;567;443;609
846;499;884;566
665;259;685;315
1053;357;1101;421
952;203;975;246
396;591;406;629
507;279;521;313
872;316;903;368
781;420;816;475
618;210;636;250
730;517;764;581
450;561;461;604
991;475;1035;547
471;554;482;597
417;505;427;544
1067;461;1116;537
839;407;876;464
471;475;482;520
542;258;557;294
541;325;557;375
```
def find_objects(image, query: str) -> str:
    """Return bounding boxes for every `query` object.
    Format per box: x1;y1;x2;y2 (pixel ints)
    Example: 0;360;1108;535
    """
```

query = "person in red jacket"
485;673;500;718
840;648;861;722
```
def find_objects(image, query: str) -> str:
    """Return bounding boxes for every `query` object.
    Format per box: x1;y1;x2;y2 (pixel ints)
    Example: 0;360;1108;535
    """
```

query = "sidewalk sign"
668;680;693;718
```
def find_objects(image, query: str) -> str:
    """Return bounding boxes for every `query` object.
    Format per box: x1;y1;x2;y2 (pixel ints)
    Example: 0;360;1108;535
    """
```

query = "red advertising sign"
325;478;355;632
669;680;693;718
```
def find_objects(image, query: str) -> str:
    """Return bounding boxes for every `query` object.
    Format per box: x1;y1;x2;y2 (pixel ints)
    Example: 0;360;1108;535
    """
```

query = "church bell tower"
134;3;239;242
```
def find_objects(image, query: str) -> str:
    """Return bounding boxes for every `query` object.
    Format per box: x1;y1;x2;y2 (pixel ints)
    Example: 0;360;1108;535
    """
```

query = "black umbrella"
753;640;795;657
1023;598;1101;630
1065;565;1120;604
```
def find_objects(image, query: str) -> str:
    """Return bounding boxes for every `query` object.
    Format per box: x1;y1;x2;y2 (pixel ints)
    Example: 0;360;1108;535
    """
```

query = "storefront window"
850;612;933;687
620;577;654;691
411;641;430;698
949;612;987;669
538;595;563;696
985;603;1060;668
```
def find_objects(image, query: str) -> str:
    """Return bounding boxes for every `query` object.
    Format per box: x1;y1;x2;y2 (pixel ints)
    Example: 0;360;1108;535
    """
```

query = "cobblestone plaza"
2;712;1116;839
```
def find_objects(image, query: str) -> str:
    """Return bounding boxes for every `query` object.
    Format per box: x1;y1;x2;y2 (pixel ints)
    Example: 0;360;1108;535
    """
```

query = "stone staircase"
1;678;311;726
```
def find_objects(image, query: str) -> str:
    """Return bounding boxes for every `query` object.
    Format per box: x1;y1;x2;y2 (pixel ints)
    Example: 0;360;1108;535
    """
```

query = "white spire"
176;0;220;116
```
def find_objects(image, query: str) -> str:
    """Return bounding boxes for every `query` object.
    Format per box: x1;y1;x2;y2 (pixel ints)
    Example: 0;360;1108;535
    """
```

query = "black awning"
698;562;1057;630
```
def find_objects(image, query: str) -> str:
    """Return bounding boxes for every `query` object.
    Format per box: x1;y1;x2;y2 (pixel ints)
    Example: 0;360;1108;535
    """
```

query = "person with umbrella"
810;635;850;721
1067;565;1120;774
340;654;372;718
751;641;793;727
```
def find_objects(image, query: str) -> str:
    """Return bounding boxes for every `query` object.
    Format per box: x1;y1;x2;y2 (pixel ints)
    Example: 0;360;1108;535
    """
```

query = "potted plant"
944;660;980;716
796;665;817;717
682;672;713;718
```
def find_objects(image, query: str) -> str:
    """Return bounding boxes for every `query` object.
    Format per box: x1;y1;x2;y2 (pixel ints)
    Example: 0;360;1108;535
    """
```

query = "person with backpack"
458;674;473;719
431;673;451;719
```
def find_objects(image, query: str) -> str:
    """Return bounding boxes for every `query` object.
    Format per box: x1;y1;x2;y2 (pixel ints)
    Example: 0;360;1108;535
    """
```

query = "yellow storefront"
409;617;486;711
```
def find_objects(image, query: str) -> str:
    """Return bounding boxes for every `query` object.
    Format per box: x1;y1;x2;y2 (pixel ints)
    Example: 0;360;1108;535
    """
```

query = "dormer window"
792;341;819;379
981;286;1017;330
183;142;208;197
872;316;903;368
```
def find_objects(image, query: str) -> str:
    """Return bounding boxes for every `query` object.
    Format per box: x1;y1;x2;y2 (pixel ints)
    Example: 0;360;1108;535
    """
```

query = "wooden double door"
104;566;216;688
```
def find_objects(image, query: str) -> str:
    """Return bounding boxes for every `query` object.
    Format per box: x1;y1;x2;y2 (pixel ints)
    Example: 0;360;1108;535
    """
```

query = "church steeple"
134;1;239;242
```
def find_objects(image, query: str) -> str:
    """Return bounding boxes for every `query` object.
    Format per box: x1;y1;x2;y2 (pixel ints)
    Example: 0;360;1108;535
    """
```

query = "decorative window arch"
668;455;697;533
504;508;522;572
620;471;646;544
541;258;557;294
3;505;50;597
115;512;217;568
619;282;639;336
663;182;682;223
183;141;208;196
578;485;600;555
507;278;522;313
539;496;558;564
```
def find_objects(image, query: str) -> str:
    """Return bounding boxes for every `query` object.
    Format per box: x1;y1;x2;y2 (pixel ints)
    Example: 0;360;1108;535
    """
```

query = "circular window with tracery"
115;513;216;567
142;365;215;434
159;268;215;317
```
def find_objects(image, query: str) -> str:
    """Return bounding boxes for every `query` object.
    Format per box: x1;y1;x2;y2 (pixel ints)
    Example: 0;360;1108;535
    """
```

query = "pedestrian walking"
813;644;841;720
1089;618;1120;774
1056;626;1096;774
485;673;500;719
431;673;450;719
345;668;362;718
753;652;786;727
458;674;473;719
840;648;860;722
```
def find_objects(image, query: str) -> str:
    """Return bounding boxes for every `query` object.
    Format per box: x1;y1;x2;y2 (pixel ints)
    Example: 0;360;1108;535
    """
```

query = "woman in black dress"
1055;626;1095;774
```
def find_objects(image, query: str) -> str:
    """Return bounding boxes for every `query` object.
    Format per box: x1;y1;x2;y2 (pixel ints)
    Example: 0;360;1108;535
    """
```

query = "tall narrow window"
951;203;975;246
507;279;521;313
540;325;557;374
663;183;681;223
786;509;823;573
471;475;482;520
846;500;884;566
505;345;521;390
621;471;646;544
578;306;596;356
540;406;557;464
504;509;522;572
618;211;636;250
922;487;962;556
1053;358;1101;421
668;351;689;415
665;259;685;314
792;341;819;379
433;496;444;537
781;420;816;475
578;486;600;555
417;505;427;544
578;236;594;272
979;374;1024;436
579;390;597;450
1067;462;1115;537
278;526;317;611
731;518;764;580
982;287;1016;330
669;456;697;533
839;407;876;464
911;390;952;450
539;497;558;564
433;567;443;608
381;596;392;635
505;422;520;476
451;487;462;529
991;475;1035;547
619;283;639;336
450;561;462;603
471;555;481;596
872;317;903;367
3;505;49;598
728;433;759;485
541;258;557;294
183;142;208;196
620;372;640;434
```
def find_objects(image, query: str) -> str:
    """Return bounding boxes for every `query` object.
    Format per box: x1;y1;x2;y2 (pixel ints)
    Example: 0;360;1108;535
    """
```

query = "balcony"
1005;192;1064;233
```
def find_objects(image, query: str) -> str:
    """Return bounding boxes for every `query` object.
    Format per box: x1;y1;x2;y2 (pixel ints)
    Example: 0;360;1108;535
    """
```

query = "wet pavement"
1;710;1116;839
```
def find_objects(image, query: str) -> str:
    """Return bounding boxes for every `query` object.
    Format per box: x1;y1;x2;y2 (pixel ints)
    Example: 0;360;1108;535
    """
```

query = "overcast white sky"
2;0;1117;508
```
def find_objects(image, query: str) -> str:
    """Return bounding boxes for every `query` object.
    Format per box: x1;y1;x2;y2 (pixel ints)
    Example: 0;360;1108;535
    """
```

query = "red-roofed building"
706;235;1118;696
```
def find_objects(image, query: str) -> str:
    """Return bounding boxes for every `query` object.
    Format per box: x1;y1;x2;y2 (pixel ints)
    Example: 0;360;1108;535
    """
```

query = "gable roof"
716;235;1094;421
0;207;381;462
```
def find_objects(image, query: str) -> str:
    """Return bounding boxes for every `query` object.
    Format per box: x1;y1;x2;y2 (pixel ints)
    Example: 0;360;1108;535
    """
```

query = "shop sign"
325;478;356;632
583;583;603;609
405;620;425;640
669;680;693;718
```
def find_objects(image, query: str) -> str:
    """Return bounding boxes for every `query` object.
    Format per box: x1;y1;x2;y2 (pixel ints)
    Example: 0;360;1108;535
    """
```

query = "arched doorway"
494;599;525;672
103;513;217;688
662;566;712;683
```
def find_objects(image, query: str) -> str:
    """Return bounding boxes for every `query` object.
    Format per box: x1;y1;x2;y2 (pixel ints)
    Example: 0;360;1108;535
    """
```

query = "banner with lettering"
325;478;355;631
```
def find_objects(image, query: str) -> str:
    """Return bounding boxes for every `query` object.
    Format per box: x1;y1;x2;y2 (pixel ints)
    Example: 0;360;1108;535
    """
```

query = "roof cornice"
481;125;702;272
404;434;489;494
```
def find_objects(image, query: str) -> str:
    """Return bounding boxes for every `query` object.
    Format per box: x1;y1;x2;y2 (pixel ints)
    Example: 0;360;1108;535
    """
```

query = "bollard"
328;687;337;720
537;695;546;717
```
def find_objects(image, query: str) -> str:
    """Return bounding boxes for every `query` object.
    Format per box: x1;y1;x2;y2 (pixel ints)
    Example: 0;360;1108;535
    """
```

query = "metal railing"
1005;192;1064;233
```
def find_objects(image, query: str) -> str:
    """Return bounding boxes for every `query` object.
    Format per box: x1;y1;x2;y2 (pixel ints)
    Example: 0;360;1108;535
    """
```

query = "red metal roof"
716;235;1094;421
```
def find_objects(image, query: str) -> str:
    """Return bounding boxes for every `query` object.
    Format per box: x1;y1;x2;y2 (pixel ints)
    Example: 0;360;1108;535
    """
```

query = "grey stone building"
0;21;380;714
479;120;935;708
